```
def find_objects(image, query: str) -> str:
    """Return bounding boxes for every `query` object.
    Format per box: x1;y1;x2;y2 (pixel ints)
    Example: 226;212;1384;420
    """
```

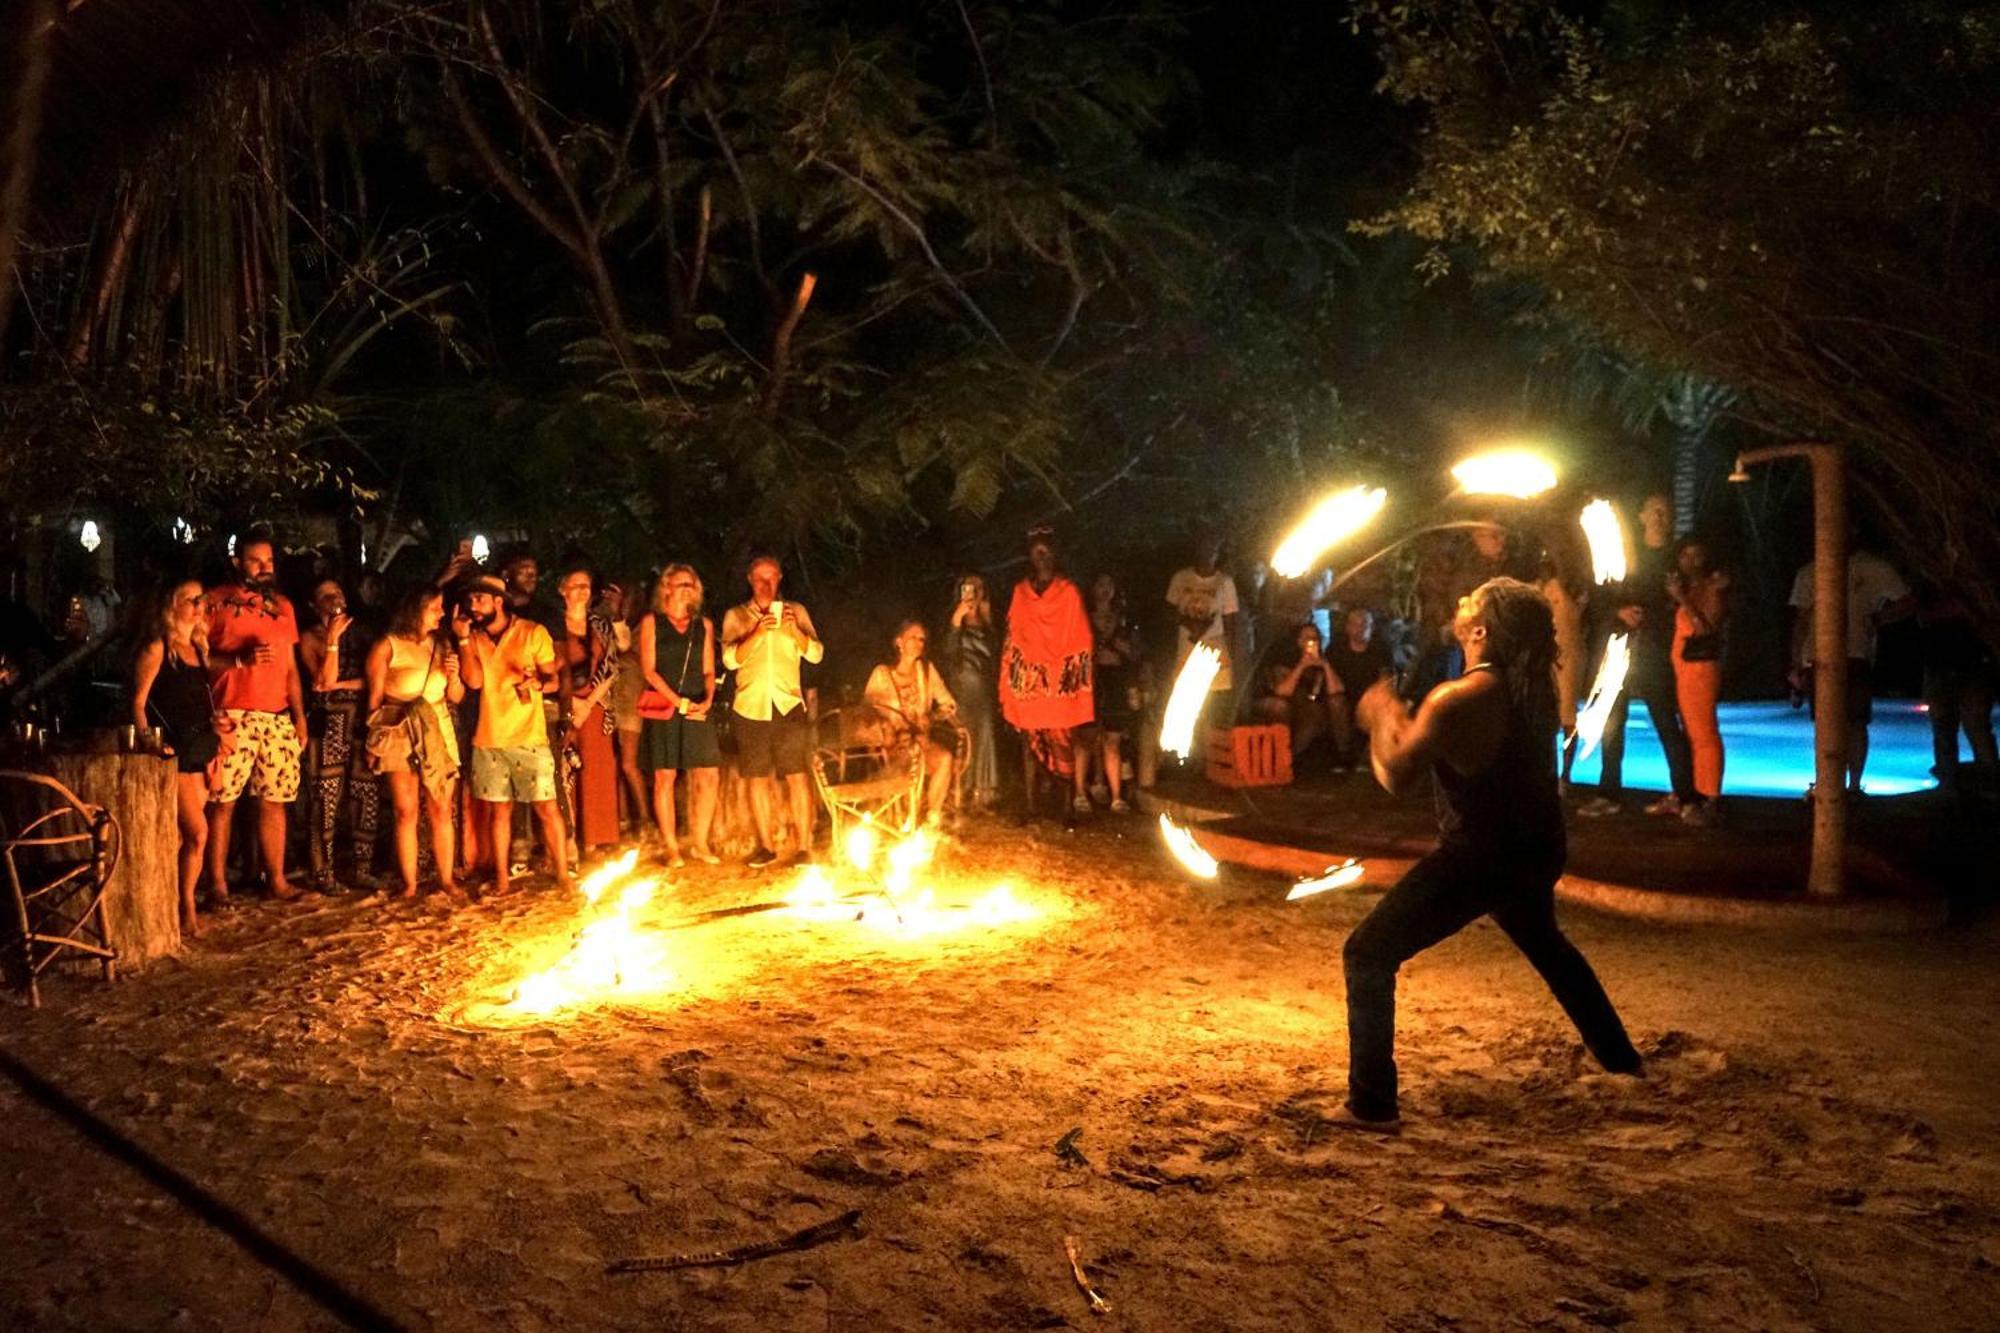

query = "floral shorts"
470;745;557;804
212;709;303;804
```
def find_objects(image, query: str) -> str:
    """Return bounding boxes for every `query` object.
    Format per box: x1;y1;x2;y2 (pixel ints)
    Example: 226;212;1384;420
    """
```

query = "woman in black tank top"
131;580;221;938
1337;578;1641;1131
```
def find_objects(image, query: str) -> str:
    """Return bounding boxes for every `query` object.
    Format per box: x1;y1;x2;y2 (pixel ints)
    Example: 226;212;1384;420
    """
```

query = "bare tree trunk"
764;272;816;417
0;0;57;360
64;181;147;370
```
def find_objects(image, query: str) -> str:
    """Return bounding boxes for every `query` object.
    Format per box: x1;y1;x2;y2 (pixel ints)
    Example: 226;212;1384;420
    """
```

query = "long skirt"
571;708;621;850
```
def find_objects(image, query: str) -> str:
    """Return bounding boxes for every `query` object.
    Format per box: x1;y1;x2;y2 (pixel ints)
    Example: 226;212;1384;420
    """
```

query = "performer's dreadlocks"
1469;576;1558;737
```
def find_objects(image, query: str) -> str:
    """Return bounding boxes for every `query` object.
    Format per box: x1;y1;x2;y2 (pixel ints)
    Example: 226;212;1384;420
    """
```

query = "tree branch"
811;155;1013;355
765;270;817;418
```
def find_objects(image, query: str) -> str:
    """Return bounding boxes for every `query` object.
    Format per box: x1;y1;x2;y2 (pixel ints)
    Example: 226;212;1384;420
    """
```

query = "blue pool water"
1566;699;1987;798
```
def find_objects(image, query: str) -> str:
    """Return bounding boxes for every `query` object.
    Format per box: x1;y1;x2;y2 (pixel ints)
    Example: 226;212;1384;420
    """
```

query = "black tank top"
649;614;707;698
1433;663;1565;859
151;644;219;763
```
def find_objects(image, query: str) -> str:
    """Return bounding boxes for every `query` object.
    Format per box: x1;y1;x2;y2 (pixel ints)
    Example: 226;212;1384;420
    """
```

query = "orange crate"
1205;724;1292;789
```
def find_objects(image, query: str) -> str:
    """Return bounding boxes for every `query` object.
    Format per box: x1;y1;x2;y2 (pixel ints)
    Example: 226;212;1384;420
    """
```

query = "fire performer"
1346;577;1642;1131
1000;526;1094;823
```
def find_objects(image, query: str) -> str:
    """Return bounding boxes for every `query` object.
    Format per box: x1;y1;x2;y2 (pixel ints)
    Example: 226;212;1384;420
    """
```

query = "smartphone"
768;599;784;623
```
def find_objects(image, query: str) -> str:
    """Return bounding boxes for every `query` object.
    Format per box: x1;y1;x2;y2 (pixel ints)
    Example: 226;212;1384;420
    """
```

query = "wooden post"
1806;446;1848;898
1733;442;1847;897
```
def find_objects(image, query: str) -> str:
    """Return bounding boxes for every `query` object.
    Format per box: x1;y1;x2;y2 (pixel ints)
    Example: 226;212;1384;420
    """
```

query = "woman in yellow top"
862;620;960;828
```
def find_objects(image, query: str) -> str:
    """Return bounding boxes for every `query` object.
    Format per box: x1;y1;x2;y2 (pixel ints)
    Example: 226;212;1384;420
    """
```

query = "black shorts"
735;706;811;778
1805;659;1873;725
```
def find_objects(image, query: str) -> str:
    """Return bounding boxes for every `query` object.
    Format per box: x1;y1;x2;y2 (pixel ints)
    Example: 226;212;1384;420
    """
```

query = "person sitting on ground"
639;564;720;867
204;532;309;903
1344;578;1642;1132
301;579;382;891
721;554;824;867
457;574;569;897
131;580;220;936
365;585;465;902
863;620;961;829
1253;622;1353;770
1000;526;1095;822
1325;607;1393;763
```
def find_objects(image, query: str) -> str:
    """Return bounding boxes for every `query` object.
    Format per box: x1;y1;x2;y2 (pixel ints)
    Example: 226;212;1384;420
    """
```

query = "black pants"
1924;663;1998;786
1343;841;1640;1120
1597;668;1695;802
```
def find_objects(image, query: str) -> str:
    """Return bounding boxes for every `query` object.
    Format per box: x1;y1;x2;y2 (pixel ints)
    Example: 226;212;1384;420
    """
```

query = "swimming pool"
1566;699;1990;798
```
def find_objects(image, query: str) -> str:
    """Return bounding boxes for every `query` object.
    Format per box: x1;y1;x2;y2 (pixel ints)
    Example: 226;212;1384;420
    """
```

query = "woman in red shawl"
1001;526;1095;820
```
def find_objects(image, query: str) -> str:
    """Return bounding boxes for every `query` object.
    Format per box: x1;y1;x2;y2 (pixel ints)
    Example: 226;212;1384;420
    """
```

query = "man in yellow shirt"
721;555;824;867
458;575;570;896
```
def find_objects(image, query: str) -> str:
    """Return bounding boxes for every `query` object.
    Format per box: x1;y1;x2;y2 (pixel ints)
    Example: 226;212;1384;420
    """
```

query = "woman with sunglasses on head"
132;580;220;936
638;564;720;867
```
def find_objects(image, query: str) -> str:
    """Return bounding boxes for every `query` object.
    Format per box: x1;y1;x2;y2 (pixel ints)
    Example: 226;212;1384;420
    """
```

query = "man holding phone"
721;554;824;867
458;574;570;897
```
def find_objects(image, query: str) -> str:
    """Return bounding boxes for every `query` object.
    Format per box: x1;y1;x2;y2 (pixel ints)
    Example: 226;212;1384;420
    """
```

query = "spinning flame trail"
1573;632;1631;762
1287;859;1365;900
1158;643;1222;761
1451;448;1559;499
1159;814;1219;880
1579;498;1630;585
1270;485;1388;579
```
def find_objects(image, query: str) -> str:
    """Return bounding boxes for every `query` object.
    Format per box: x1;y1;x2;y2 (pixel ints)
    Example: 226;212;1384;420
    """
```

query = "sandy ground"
1;819;1997;1332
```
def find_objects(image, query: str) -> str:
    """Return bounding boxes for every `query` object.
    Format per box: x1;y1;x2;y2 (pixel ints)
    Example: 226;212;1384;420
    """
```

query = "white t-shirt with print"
1166;567;1240;690
1788;551;1911;665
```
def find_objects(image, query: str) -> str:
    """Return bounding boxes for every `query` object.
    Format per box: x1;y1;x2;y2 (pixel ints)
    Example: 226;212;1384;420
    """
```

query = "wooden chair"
808;707;926;844
1;769;121;1007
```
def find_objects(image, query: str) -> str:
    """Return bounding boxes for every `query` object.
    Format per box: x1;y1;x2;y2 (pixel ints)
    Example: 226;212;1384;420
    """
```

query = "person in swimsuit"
1346;577;1643;1132
132;579;221;937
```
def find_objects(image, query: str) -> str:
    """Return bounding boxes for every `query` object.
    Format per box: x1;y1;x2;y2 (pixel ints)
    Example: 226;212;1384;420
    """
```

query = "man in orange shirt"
205;533;309;901
458;575;570;897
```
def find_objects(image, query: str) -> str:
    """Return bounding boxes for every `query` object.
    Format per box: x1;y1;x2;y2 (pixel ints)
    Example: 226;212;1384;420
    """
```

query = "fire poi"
1269;484;1388;579
1158;813;1219;879
1287;859;1365;900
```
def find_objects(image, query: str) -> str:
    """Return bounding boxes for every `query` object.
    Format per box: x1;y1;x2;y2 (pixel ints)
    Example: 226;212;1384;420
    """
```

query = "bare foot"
396;883;418;901
180;911;202;940
440;883;469;905
269;882;302;902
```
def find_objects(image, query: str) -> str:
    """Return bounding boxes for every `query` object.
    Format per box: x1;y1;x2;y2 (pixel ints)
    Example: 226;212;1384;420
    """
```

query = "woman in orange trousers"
1669;538;1730;827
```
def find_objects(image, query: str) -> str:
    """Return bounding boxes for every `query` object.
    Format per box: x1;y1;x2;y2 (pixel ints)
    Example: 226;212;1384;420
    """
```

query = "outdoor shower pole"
1733;442;1847;897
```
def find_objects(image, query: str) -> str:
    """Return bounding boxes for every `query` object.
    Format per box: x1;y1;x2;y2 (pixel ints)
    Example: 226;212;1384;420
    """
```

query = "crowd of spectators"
1;493;1993;937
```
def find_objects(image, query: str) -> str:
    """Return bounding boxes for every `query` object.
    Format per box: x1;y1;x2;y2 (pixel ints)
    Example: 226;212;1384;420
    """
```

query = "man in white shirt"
721;555;824;866
1789;546;1916;792
1165;531;1241;763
